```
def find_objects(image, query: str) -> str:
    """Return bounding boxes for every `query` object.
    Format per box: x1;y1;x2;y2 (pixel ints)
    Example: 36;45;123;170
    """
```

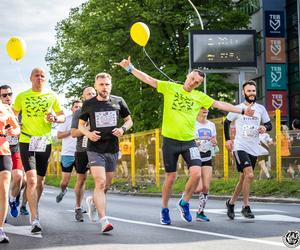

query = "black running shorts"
162;137;202;173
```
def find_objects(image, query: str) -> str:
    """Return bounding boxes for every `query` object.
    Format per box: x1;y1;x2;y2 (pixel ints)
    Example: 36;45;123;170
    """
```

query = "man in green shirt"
13;68;65;234
116;57;254;225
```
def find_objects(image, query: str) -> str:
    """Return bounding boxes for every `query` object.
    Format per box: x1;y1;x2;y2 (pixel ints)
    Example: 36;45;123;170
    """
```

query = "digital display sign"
189;30;257;68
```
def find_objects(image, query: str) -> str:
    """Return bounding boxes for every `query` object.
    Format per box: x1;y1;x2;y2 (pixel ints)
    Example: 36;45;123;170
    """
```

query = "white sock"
0;227;3;231
10;195;16;202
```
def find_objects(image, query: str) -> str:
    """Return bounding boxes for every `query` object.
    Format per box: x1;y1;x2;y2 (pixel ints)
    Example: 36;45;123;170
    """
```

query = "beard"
98;91;109;99
244;94;256;103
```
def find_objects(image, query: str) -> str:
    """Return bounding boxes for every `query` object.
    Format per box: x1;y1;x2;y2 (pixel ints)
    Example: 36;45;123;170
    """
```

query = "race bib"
29;136;47;152
95;111;117;128
82;136;88;148
189;147;201;160
198;140;213;153
242;125;259;138
6;136;18;146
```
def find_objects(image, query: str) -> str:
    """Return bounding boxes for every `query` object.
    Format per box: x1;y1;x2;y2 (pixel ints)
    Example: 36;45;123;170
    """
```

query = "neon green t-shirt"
157;81;215;141
13;89;62;144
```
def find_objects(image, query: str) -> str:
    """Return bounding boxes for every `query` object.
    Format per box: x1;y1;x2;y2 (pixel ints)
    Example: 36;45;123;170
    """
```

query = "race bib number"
6;136;18;146
95;111;117;128
189;147;201;160
29;136;47;152
198;140;213;153
242;125;259;138
82;136;88;148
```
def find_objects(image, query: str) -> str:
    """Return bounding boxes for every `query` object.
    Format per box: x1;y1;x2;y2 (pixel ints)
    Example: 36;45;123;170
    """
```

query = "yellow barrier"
275;109;282;182
155;128;160;187
130;133;136;187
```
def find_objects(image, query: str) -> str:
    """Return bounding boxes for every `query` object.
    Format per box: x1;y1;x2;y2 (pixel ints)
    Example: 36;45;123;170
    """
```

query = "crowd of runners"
0;60;299;244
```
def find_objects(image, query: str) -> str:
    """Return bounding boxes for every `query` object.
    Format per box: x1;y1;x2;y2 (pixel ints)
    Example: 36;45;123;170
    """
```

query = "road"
3;186;300;249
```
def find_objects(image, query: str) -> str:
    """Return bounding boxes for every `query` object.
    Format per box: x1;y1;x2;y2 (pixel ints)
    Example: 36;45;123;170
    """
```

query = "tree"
46;0;250;131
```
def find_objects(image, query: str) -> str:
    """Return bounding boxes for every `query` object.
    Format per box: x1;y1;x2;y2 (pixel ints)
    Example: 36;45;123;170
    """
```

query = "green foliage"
46;0;250;131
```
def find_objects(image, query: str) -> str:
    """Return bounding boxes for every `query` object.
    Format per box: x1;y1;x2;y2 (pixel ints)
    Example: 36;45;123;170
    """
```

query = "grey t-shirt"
71;108;88;152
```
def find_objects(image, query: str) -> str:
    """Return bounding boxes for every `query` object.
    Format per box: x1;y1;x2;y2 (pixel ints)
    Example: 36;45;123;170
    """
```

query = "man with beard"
224;80;272;219
78;73;133;233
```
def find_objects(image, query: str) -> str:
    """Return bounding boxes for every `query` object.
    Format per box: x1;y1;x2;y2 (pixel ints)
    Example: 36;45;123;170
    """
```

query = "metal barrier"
48;110;300;187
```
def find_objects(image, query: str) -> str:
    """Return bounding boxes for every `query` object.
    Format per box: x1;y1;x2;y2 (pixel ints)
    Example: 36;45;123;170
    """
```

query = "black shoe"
241;206;255;219
75;208;84;222
226;199;235;220
31;220;42;234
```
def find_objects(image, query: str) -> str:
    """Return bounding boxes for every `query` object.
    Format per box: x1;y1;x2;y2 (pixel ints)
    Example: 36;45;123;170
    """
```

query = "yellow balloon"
6;36;26;61
130;22;150;47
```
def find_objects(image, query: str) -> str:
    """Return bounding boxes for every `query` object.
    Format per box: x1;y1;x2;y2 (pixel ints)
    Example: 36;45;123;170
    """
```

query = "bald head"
30;67;46;92
82;86;96;101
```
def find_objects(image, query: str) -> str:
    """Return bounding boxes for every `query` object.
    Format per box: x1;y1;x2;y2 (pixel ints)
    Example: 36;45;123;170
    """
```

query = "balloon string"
15;62;26;85
143;47;182;83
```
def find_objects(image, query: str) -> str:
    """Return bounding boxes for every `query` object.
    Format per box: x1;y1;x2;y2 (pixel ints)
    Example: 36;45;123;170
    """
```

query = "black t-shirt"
79;95;131;153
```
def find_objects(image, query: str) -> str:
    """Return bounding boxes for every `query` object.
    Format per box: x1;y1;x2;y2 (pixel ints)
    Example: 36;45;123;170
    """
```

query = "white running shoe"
100;217;113;233
86;196;98;222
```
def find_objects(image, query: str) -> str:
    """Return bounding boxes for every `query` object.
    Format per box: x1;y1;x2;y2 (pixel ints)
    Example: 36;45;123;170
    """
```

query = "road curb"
108;191;300;204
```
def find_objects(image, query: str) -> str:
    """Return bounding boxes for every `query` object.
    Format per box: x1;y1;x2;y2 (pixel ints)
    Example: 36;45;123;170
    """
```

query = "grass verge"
45;175;300;199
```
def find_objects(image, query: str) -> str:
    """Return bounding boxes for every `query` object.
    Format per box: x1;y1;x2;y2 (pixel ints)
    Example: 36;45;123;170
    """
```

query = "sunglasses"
1;93;13;98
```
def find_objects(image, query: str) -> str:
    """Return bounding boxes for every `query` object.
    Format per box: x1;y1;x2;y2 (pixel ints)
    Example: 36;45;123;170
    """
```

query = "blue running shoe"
20;206;29;216
9;201;18;217
178;199;192;222
160;208;171;225
196;211;210;222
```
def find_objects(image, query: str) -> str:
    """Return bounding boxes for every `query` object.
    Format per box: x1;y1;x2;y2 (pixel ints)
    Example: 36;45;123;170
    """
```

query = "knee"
27;177;37;188
12;172;23;184
245;173;254;181
94;177;106;190
165;173;176;184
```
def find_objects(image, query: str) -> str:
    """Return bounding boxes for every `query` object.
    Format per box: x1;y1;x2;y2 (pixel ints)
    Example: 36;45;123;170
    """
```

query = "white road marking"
190;208;288;214
4;223;42;238
108;216;284;247
237;214;300;222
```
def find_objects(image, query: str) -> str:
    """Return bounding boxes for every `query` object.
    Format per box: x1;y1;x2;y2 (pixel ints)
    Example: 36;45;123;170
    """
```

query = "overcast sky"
0;0;87;104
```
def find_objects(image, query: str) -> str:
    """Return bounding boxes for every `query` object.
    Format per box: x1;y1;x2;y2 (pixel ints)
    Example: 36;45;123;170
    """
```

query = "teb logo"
271;94;283;109
270;40;281;56
269;14;281;30
282;230;300;248
270;66;282;83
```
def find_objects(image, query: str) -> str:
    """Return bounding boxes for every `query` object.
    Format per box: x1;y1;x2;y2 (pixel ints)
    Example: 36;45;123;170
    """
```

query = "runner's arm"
57;130;71;139
212;101;254;116
115;56;158;88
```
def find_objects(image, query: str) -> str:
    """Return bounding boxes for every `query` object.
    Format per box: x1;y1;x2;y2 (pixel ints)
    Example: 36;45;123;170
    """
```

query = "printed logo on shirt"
172;92;194;112
95;111;117;128
24;96;50;117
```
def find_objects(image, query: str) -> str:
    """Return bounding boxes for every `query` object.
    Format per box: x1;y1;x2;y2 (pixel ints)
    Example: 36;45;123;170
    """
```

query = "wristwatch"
54;116;58;122
121;126;127;133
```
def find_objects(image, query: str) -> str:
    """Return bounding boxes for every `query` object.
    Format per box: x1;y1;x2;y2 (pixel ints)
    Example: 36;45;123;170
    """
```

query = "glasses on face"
1;93;13;98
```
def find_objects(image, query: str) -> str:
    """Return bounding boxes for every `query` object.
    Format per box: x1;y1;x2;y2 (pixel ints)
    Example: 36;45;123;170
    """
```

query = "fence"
48;110;300;186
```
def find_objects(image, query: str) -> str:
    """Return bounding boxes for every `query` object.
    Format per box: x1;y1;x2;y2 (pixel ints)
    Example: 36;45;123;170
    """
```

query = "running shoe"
0;230;9;243
20;206;29;216
75;208;84;222
241;206;255;219
86;196;98;222
56;188;68;203
196;211;210;222
160;208;171;225
225;199;235;220
177;199;192;222
100;217;113;233
9;200;18;217
31;219;42;234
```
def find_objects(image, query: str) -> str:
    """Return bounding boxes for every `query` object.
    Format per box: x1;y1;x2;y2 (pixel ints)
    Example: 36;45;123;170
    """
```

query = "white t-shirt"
57;114;77;156
195;120;216;154
226;103;270;156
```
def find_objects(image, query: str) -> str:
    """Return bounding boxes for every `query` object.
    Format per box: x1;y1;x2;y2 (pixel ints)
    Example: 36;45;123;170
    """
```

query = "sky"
0;0;87;105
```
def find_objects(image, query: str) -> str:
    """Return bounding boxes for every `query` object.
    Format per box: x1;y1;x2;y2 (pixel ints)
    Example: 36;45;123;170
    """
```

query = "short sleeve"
119;97;131;118
79;101;89;121
57;121;67;132
261;107;271;124
197;92;215;109
52;94;62;113
157;81;172;94
71;109;80;129
211;122;217;137
13;93;23;112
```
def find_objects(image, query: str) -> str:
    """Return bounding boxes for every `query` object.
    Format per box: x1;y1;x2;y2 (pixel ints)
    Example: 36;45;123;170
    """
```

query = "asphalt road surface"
3;186;300;250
